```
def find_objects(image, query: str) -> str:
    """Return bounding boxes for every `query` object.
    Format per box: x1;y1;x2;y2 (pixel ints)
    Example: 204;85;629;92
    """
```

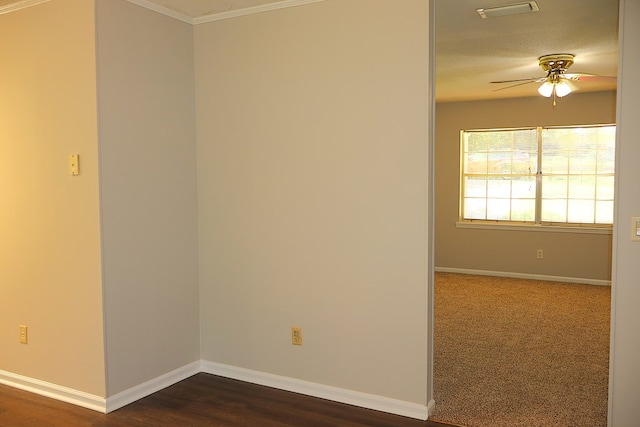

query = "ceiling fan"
491;53;617;106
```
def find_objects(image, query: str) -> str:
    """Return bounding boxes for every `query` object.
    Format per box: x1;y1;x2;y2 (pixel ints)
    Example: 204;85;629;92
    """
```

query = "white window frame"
458;124;615;234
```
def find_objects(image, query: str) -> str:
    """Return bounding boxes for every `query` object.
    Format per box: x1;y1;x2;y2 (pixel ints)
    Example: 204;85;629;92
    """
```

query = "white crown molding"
193;0;326;24
0;0;49;16
127;0;326;25
201;360;429;420
125;0;194;24
0;369;106;412
1;0;325;25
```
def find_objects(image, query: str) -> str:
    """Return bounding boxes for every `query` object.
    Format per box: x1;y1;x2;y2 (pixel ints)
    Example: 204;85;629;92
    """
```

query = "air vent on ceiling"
476;1;539;19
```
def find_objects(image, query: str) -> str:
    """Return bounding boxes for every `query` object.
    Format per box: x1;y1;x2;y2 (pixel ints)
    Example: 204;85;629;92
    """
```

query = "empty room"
1;0;640;426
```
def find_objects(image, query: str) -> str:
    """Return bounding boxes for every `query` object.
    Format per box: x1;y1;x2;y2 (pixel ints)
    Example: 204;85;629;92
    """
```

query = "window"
461;125;616;227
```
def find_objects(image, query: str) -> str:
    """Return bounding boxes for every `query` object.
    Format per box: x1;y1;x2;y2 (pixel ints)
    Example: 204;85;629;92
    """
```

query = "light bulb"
538;81;554;97
554;80;572;97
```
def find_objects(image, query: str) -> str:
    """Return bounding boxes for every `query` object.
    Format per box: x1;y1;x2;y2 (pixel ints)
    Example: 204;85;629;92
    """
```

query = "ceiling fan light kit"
538;53;574;72
490;52;615;107
537;54;575;105
553;80;573;97
537;81;555;97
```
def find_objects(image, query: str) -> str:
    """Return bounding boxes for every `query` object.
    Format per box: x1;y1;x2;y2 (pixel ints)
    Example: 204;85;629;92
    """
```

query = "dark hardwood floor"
0;373;455;427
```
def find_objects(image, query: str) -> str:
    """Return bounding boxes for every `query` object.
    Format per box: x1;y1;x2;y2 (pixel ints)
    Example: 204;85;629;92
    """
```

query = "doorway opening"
429;0;618;425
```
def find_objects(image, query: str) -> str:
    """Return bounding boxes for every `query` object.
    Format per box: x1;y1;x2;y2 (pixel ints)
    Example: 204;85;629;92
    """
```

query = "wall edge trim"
0;369;106;412
193;0;326;24
435;267;611;286
201;360;429;420
125;0;194;24
2;361;429;420
427;398;436;417
0;0;49;16
124;0;326;25
105;361;201;413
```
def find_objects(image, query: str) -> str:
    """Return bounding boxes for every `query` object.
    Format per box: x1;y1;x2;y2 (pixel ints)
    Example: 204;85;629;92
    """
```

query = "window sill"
456;221;613;235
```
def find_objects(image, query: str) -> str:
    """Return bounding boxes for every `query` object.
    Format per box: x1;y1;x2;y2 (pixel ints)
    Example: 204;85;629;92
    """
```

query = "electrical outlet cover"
291;327;302;345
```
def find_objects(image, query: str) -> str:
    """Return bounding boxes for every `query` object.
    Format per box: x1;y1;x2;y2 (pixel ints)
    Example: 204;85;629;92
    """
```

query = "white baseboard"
435;267;611;286
0;369;106;412
201;360;429;420
427;398;436;417
105;361;201;413
2;361;428;420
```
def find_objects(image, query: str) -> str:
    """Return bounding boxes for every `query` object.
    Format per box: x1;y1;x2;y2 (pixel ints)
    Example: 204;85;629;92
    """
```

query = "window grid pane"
540;126;615;225
461;128;538;222
462;125;615;226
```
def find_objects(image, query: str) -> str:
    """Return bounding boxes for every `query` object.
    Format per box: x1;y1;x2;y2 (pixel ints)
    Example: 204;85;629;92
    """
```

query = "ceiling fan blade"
562;73;617;83
491;80;541;92
490;76;546;84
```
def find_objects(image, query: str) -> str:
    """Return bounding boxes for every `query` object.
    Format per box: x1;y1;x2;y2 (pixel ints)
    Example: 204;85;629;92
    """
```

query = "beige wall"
96;0;200;395
610;0;640;423
4;1;640;423
435;92;616;281
0;0;105;396
194;0;430;405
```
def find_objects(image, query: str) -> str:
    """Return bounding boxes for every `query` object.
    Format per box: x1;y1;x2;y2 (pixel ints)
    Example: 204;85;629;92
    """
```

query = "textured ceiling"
2;0;620;102
143;0;619;102
434;0;619;102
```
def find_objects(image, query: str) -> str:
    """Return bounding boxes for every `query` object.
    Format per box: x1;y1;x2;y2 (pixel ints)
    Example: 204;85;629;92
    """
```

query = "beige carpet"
431;272;611;427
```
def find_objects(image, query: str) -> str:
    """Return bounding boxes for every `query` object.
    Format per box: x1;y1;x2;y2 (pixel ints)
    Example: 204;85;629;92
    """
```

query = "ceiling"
434;0;619;102
139;0;619;103
4;0;619;102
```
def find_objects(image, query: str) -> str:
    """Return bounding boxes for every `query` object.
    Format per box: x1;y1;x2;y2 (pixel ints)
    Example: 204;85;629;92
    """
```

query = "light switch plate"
19;325;27;344
69;154;79;176
631;217;640;241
